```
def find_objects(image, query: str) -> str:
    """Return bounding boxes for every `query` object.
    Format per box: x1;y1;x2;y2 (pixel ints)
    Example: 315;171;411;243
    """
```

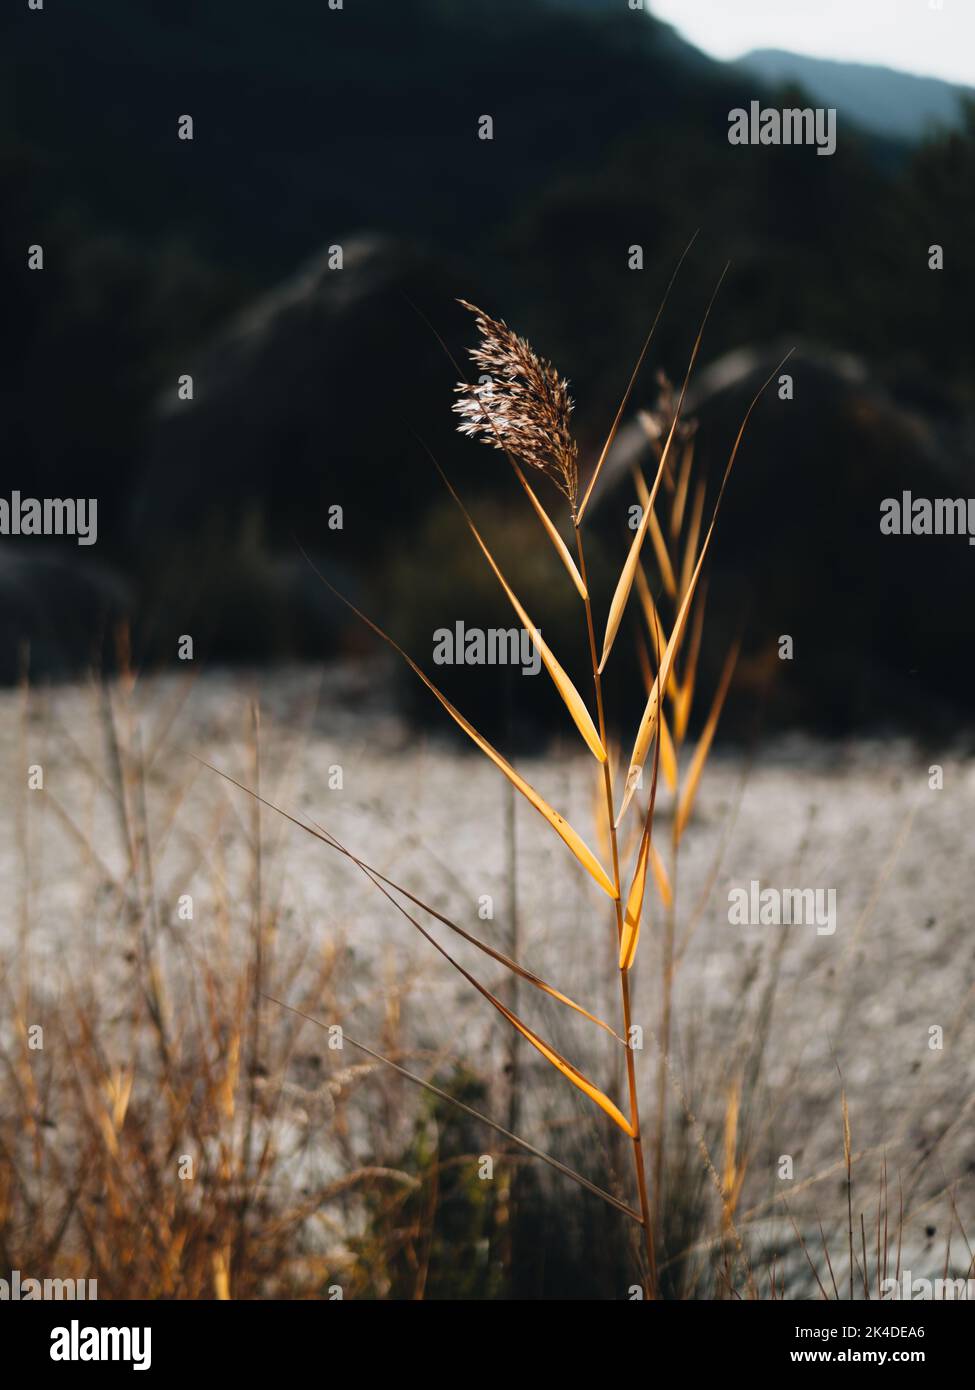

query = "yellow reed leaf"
672;578;708;742
633;562;680;705
619;827;650;971
298;550;617;898
615;347;787;826
497;998;636;1136
512;461;588;600
675;641;739;842
620;706;662;972
597;268;727;672
617;602;690;829
650;842;672;908
434;457;606;763
649;508;678;600
576;231;699;525
632;464;677;598
659;708;678;793
312;819;625;1043
671;438;694;539
425;686;614;895
598;429;674;674
373;871;635;1135
679;478;706;601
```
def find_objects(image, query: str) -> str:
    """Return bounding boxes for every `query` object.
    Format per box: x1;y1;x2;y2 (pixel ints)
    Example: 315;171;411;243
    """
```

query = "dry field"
1;661;971;1298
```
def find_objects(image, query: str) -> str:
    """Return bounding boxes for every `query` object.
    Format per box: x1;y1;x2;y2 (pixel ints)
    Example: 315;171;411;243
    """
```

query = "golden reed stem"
575;527;657;1299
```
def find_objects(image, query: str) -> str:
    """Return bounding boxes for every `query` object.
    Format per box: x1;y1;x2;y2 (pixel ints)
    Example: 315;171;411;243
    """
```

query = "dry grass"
0;658;436;1299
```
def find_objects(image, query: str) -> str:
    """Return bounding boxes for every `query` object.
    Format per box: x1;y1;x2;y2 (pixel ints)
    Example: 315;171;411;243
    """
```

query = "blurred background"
3;0;974;739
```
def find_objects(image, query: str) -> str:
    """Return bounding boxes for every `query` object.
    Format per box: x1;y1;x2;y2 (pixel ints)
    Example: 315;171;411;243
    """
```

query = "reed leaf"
295;546;616;896
597;440;671;674
671;437;695;539
634;563;680;706
651;842;673;909
342;837;636;1135
632;464;677;598
263;996;643;1220
659;707;678;793
427;451;606;762
616;352;790;826
619;692;662;972
512;460;588;600
576;230;698;524
672;577;708;742
679;476;707;602
674;640;739;842
620;829;650;972
198;757;625;1045
597;265;727;674
649;506;678;599
202;758;631;1131
492;995;636;1135
308;819;624;1042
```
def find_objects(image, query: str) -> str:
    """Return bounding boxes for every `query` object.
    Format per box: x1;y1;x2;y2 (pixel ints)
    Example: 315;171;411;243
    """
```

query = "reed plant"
275;249;791;1298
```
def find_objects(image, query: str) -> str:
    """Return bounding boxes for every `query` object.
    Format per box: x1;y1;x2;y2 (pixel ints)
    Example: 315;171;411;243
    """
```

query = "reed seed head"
453;299;579;514
638;370;699;446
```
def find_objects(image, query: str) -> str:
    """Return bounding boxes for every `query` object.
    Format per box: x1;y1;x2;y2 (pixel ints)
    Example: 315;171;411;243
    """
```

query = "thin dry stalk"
574;525;658;1294
843;1088;854;1300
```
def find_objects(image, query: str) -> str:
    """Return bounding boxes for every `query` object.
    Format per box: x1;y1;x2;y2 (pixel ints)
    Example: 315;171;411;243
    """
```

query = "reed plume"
452;299;579;513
